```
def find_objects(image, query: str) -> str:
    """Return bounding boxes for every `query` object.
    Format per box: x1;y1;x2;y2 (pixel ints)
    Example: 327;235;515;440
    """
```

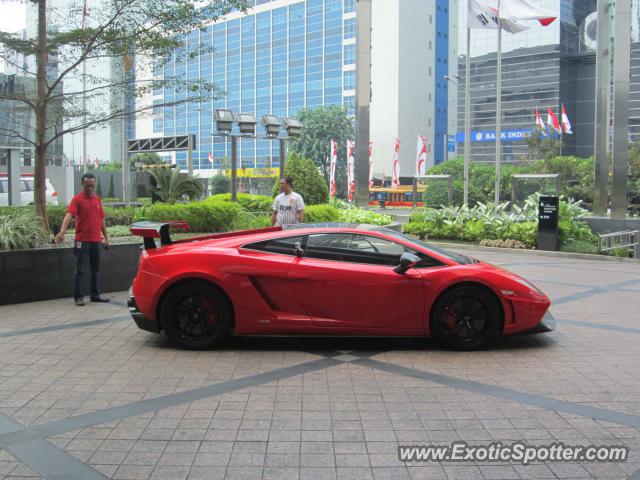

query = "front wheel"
430;285;502;350
160;282;232;349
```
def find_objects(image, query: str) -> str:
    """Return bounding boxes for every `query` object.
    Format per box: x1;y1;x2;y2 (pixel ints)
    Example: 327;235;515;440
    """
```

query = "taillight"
52;191;58;196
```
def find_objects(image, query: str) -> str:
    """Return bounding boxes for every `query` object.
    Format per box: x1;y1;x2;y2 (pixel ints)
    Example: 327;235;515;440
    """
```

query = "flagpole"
463;26;471;206
494;0;502;205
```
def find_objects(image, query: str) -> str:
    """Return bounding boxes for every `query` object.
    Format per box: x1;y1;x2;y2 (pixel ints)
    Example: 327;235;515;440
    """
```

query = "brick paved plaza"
0;248;639;480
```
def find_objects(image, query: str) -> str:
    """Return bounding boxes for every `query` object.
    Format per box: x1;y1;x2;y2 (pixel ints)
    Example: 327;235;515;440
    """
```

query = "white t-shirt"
272;191;305;226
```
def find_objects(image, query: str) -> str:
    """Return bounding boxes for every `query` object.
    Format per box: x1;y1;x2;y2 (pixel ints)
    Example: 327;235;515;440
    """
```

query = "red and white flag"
208;152;214;164
329;140;337;198
416;135;428;176
347;140;355;202
561;103;572;134
547;108;561;134
368;142;374;188
535;109;545;129
391;138;400;189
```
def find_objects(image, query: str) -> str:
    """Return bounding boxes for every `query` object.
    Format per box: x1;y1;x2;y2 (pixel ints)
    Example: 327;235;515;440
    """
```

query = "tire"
160;282;232;349
430;284;502;350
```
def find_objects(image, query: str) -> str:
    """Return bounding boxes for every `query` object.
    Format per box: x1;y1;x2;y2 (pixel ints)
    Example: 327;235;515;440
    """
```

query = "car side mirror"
394;252;421;274
294;241;305;258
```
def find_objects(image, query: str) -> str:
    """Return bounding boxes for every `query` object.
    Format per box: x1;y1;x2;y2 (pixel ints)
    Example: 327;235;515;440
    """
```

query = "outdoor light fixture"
284;117;303;138
262;115;282;137
236;113;257;135
214;109;234;133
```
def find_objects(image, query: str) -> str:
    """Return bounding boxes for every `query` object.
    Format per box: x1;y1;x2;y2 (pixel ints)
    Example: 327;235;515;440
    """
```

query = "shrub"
337;207;393;225
135;200;242;233
479;239;529;249
0;209;48;250
230;211;271;230
272;152;329;205
208;193;273;212
304;204;340;223
210;174;231;194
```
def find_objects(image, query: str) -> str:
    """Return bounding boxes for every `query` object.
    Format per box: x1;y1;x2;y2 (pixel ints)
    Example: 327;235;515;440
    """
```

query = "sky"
0;1;26;33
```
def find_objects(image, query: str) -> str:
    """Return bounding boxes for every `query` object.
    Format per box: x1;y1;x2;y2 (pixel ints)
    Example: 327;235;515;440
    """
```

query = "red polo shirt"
67;192;105;242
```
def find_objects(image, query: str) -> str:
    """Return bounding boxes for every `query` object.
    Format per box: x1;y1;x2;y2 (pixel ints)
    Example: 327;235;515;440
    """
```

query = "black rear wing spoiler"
130;221;190;249
130;221;282;250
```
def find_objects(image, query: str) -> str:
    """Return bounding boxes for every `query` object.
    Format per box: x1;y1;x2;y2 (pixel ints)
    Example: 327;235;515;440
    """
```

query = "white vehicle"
0;175;59;206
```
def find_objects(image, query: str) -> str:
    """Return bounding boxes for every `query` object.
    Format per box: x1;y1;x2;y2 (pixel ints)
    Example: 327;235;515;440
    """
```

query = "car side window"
21;180;31;192
243;235;304;256
305;233;442;267
0;180;5;194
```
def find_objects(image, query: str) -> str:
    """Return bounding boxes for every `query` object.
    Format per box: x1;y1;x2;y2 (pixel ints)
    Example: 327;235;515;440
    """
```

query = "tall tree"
289;105;354;183
524;127;562;170
0;0;246;227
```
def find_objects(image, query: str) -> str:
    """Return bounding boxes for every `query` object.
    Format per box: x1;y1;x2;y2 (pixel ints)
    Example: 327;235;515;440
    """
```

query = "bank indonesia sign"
456;129;533;143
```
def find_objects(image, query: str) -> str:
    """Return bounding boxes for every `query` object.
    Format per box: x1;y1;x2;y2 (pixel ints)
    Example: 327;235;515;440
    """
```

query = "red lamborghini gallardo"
128;222;554;350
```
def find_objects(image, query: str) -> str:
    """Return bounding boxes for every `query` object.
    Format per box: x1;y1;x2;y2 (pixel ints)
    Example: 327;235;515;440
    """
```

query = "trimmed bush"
135;200;242;233
304;204;340;223
208;193;273;212
337;208;393;226
210;174;231;194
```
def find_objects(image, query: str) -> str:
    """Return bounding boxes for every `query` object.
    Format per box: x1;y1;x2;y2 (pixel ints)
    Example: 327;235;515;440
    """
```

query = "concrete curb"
427;241;640;263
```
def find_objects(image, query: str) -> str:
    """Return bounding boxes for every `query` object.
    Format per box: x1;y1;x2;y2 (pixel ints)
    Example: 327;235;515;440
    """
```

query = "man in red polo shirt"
54;173;110;306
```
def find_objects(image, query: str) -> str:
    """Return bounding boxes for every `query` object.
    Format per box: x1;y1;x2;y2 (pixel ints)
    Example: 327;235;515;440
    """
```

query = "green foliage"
130;153;163;166
46;205;68;229
406;194;596;249
524;127;562;162
230;211;271;230
98;163;124;173
208;193;273;212
303;205;340;223
210;174;231;194
560;240;598;255
479;239;529;249
136;200;242;233
149;169;203;204
272;152;329;205
106;225;135;237
337;208;393;226
96;177;103;198
289;105;354;192
103;206;139;227
423;156;596;206
0;209;48;250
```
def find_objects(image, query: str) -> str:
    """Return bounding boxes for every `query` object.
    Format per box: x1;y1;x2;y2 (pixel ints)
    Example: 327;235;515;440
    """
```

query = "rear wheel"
430;285;502;350
160;283;232;349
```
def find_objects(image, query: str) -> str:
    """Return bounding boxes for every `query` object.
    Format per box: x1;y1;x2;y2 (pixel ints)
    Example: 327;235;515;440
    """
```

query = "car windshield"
376;228;470;264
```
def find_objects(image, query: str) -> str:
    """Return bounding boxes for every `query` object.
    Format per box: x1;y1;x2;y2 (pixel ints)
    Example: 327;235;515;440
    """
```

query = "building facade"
138;0;455;178
456;0;640;164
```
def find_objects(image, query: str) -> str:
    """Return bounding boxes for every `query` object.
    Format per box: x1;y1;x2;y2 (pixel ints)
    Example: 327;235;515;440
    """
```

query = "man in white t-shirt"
271;176;305;226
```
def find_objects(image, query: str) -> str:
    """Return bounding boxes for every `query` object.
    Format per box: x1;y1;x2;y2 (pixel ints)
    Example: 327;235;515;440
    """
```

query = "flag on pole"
415;135;428;176
535;109;545;129
547;108;561;134
368;142;374;188
468;0;498;29
347;140;355;202
391;138;400;189
329;140;337;198
498;0;557;33
561;104;573;134
208;152;214;164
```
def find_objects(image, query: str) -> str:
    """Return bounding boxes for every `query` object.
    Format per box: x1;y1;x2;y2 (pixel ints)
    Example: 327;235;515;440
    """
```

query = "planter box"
0;243;141;305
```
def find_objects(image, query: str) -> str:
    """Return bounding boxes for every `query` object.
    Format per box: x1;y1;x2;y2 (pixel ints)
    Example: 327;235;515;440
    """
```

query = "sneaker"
75;298;85;306
90;296;110;303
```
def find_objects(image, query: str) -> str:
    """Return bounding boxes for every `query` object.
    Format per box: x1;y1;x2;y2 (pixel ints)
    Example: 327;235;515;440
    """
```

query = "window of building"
344;18;356;39
343;43;355;65
343;70;355;90
344;0;355;14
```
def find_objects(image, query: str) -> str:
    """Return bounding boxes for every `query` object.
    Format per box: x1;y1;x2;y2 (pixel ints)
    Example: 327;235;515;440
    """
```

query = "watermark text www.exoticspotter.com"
398;441;629;465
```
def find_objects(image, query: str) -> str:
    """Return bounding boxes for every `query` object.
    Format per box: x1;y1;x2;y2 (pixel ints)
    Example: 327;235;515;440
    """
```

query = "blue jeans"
73;241;102;299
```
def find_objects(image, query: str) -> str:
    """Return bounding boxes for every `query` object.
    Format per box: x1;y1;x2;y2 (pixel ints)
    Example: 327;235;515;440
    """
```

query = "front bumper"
128;287;161;333
519;310;556;335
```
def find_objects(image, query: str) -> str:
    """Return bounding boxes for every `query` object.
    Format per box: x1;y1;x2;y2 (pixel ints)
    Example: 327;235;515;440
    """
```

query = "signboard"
537;195;559;251
447;135;456;153
456;129;533;143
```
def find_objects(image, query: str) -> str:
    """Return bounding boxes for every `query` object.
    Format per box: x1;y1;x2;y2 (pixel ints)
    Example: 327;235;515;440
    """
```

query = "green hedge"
207;193;273;212
135;200;242;233
304;205;340;223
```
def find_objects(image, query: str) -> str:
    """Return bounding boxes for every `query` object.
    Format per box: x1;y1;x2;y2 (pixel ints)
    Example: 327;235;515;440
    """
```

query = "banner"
391;138;400;189
329;140;337;198
416;135;428;176
347;140;355;202
561;104;573;134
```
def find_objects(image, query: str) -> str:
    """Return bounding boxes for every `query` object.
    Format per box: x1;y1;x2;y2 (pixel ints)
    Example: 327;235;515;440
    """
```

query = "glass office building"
153;0;356;172
454;0;640;163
